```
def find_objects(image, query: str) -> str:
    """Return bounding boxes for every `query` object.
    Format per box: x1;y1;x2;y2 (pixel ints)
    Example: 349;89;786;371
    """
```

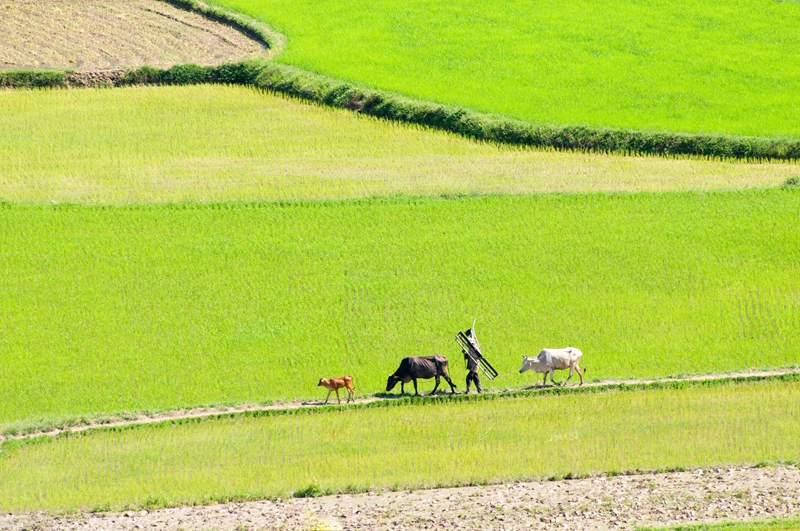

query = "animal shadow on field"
374;389;460;399
523;383;563;390
301;401;331;407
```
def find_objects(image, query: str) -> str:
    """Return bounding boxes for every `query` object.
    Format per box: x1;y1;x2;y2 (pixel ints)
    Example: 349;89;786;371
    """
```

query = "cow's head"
386;374;400;392
520;355;548;374
317;378;328;387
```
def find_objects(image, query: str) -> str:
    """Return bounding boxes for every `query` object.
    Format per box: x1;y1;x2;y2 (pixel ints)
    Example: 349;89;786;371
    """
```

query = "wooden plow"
455;320;499;380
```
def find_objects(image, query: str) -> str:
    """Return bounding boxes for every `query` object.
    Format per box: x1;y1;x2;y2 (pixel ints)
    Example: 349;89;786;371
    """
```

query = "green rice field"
1;85;795;204
3;0;800;524
1;378;797;512
211;0;800;138
2;190;798;425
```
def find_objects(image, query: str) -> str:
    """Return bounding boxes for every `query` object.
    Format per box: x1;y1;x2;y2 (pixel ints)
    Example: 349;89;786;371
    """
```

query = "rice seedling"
210;0;800;138
1;189;797;425
0;379;797;512
0;85;796;204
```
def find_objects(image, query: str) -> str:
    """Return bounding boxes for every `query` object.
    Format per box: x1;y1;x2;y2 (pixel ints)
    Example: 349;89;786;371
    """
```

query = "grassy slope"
1;190;798;424
211;0;800;138
1;85;795;204
1;379;798;512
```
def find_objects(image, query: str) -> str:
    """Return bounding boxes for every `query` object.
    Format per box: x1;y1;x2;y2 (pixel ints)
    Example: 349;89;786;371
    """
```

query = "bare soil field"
4;368;798;442
0;0;266;71
1;465;797;530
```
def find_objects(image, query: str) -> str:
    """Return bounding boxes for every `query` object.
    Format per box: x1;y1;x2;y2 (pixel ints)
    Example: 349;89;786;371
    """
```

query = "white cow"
519;347;584;387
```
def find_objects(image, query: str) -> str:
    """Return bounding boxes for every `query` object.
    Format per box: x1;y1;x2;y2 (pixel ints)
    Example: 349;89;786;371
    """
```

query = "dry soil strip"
3;368;798;443
2;465;798;530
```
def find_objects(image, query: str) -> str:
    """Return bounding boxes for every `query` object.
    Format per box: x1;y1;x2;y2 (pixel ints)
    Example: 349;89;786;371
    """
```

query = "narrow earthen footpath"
4;368;798;443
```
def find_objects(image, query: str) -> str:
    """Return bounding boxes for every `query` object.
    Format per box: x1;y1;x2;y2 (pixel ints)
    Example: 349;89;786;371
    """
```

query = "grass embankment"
1;86;796;203
1;190;798;425
211;0;800;139
1;379;798;512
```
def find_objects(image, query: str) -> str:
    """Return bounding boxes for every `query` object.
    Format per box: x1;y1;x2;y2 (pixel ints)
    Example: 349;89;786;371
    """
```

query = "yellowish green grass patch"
0;85;796;204
1;379;798;512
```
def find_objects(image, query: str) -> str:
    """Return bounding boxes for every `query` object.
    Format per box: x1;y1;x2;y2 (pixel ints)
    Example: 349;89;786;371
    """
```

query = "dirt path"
0;0;268;71
2;464;798;530
4;368;798;443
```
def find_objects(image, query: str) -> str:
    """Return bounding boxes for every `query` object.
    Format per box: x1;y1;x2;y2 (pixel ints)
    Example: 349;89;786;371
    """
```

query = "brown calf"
317;376;355;404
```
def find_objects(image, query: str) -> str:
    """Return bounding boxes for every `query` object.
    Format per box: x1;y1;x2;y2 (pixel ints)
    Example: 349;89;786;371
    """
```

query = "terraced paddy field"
211;0;800;138
1;378;798;512
1;189;798;426
3;3;800;527
2;86;797;204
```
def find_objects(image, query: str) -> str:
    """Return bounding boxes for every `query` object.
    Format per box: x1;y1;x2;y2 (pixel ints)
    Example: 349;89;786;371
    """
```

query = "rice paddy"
210;0;800;138
1;85;797;204
1;190;798;426
2;0;799;525
1;378;797;512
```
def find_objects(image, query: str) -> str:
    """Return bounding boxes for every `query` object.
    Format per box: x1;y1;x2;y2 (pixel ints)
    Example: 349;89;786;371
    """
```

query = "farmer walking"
463;328;483;393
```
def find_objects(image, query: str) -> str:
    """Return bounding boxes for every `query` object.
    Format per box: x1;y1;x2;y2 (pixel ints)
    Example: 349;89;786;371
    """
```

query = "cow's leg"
325;390;332;404
413;378;419;396
576;364;584;386
400;381;405;395
541;372;547;387
445;374;458;394
565;366;574;386
336;388;341;404
550;367;560;386
430;375;441;395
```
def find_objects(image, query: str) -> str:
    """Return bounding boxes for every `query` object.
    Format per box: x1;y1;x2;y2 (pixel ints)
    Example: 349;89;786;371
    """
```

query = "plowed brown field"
0;0;265;71
2;465;798;530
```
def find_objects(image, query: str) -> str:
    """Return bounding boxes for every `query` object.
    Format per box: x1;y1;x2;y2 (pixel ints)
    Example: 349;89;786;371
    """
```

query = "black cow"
386;355;458;396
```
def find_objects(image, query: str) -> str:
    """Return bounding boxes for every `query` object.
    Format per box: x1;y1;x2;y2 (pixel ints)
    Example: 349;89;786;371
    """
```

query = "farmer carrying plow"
456;320;498;393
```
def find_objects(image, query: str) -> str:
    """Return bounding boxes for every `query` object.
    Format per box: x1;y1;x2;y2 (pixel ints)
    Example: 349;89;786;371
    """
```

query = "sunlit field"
0;85;796;204
645;518;800;531
1;189;798;425
211;0;800;138
2;0;799;524
1;378;797;512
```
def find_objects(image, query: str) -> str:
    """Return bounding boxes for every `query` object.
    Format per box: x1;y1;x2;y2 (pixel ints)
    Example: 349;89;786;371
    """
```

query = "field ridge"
4;368;798;443
3;2;800;159
4;60;800;161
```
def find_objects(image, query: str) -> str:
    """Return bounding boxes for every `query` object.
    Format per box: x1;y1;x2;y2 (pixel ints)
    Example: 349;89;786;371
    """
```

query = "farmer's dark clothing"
466;369;482;393
464;328;483;393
